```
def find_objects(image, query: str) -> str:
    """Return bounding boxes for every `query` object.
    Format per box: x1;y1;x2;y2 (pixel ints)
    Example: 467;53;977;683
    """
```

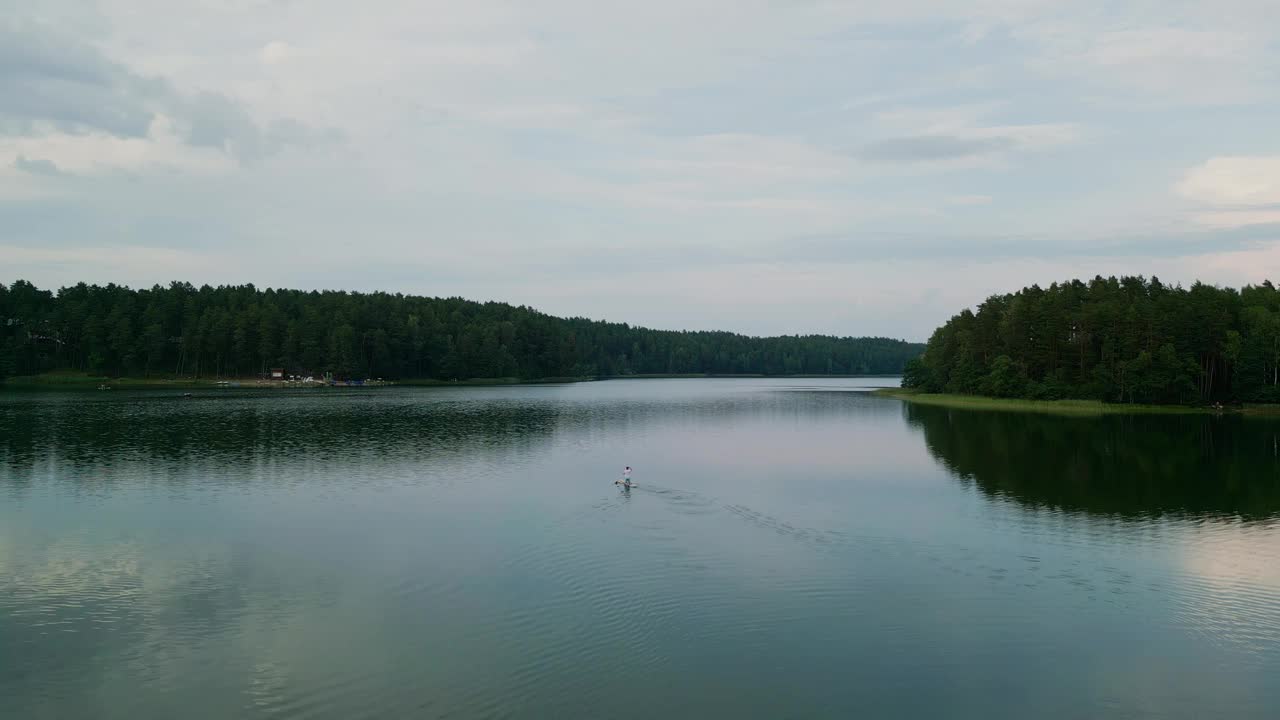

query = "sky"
2;0;1279;342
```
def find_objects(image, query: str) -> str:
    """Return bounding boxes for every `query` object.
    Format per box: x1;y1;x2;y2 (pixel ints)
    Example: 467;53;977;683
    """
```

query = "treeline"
0;280;923;382
904;276;1280;405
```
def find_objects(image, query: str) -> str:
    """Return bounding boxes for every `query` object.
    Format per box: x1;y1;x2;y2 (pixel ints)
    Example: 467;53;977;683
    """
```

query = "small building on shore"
270;368;285;379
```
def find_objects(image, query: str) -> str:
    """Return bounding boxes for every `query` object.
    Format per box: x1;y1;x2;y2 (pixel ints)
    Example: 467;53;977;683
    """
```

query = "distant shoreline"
874;388;1280;416
0;374;380;391
1;372;904;391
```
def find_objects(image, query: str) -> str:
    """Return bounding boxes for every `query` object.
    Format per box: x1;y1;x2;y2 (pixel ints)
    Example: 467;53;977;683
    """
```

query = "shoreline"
0;373;392;391
2;372;904;392
873;388;1280;416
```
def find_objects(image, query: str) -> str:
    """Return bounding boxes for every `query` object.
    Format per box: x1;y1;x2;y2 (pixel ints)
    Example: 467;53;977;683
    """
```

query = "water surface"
3;379;1280;718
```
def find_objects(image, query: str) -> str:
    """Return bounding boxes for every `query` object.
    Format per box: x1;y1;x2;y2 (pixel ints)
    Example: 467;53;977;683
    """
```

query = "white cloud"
0;116;237;177
858;124;1080;166
1178;156;1280;229
859;103;1082;170
260;41;298;65
1179;156;1280;207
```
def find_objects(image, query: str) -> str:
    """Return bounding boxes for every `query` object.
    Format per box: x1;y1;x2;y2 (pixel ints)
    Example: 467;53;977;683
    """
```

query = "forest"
0;280;923;382
903;276;1280;405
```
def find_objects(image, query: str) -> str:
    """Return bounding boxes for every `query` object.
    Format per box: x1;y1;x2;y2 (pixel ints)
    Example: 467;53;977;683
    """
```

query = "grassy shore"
871;387;1264;416
3;372;211;390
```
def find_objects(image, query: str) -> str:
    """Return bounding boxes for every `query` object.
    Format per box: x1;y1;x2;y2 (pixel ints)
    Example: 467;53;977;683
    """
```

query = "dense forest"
903;276;1280;405
0;280;922;382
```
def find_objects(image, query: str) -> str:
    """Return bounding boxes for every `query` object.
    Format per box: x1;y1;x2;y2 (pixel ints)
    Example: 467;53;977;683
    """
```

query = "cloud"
0;24;161;138
0;116;237;177
1179;156;1280;207
1177;156;1280;230
855;107;1081;166
260;41;298;66
0;22;330;164
859;135;1014;162
13;155;61;176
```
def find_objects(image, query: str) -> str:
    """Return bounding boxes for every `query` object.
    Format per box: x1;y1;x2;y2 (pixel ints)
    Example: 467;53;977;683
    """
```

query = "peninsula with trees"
900;276;1280;408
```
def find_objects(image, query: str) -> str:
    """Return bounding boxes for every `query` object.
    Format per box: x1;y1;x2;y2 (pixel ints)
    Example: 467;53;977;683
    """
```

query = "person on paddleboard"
616;466;633;487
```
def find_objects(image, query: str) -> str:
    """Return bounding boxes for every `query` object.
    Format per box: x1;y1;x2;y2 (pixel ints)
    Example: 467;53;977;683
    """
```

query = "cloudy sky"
3;0;1279;340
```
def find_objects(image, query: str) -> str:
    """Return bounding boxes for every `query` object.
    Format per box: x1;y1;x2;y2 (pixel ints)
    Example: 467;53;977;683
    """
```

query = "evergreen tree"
906;276;1280;405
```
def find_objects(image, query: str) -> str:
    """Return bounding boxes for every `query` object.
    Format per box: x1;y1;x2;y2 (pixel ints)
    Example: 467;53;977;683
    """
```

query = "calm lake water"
3;378;1280;719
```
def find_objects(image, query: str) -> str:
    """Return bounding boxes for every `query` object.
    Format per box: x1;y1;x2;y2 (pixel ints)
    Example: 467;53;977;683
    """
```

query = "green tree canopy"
905;276;1280;405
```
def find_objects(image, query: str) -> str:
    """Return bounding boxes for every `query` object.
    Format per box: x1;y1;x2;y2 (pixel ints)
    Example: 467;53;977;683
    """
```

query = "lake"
3;378;1280;719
